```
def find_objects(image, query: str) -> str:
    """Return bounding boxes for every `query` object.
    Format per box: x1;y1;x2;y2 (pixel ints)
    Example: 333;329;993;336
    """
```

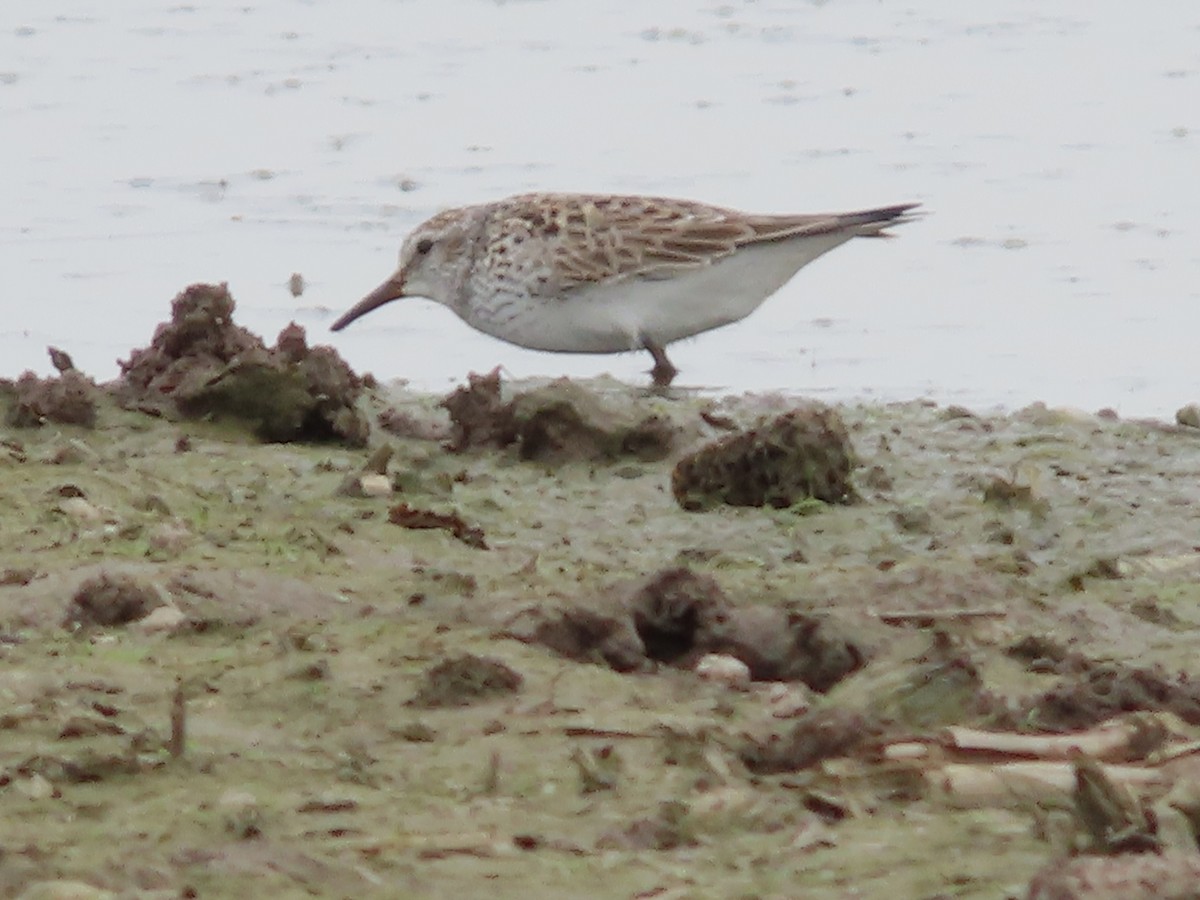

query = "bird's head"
330;206;481;331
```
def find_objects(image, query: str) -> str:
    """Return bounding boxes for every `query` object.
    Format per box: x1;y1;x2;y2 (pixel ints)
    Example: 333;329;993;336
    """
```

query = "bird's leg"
643;339;678;388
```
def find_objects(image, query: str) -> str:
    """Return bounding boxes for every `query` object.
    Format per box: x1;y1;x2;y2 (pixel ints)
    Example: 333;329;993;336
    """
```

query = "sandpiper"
331;192;920;387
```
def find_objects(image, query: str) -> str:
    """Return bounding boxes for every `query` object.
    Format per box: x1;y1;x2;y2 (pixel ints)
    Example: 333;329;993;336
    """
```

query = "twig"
168;679;186;758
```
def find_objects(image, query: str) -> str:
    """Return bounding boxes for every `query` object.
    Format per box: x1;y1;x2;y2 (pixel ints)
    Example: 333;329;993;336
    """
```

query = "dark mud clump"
441;368;517;451
708;607;869;690
740;708;884;773
5;370;101;428
505;567;730;673
624;567;729;666
63;572;163;628
1005;660;1200;731
671;403;856;511
115;283;368;445
441;370;676;462
509;379;676;463
388;503;488;549
507;567;868;690
409;654;523;708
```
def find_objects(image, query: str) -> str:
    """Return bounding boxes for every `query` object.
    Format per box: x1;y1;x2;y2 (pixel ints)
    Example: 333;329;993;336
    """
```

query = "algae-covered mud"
3;287;1200;899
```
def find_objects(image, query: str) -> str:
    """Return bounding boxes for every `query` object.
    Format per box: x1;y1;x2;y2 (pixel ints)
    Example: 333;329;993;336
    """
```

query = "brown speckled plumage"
332;192;921;387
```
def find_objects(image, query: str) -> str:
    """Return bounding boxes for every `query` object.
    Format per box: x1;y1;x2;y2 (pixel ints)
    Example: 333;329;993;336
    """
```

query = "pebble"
134;605;188;636
358;473;392;497
15;773;55;800
694;653;751;688
59;497;104;525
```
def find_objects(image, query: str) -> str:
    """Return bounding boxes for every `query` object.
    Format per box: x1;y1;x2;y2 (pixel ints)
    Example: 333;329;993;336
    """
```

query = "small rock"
287;273;305;297
59;497;105;525
15;773;56;800
220;789;264;838
695;653;751;689
134;605;188;636
1015;402;1095;427
358;473;392;497
1175;403;1200;429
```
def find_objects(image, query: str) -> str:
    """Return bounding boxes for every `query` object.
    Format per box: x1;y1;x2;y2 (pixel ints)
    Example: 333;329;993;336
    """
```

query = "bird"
330;192;920;387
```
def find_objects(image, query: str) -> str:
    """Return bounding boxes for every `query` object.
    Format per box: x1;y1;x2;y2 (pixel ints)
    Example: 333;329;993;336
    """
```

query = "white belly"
460;232;853;353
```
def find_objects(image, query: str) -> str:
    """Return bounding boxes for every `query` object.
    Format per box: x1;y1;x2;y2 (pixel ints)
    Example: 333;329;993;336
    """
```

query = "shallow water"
3;1;1198;416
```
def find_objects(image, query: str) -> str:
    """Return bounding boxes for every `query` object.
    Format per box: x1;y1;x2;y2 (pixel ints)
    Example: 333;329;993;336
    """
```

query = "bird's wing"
517;194;919;289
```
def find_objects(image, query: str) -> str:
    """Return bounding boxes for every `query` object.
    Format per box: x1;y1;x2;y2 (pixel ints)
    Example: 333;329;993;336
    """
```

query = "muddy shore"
3;287;1200;899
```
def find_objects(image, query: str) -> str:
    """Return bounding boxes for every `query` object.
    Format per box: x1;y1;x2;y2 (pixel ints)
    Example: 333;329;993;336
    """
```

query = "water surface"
3;1;1197;416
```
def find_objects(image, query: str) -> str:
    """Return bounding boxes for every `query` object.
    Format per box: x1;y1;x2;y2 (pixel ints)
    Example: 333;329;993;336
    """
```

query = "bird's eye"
415;237;434;255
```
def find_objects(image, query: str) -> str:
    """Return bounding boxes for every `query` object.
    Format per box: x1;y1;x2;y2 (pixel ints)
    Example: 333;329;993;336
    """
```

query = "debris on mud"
671;403;857;510
22;749;149;784
409;654;523;708
870;654;993;729
388;503;488;549
740;708;884;773
59;714;126;740
1005;660;1200;731
694;653;752;688
505;567;868;689
63;572;164;628
441;369;678;461
888;711;1200;817
5;369;101;428
6;369;1200;896
0;566;37;587
114;283;368;444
